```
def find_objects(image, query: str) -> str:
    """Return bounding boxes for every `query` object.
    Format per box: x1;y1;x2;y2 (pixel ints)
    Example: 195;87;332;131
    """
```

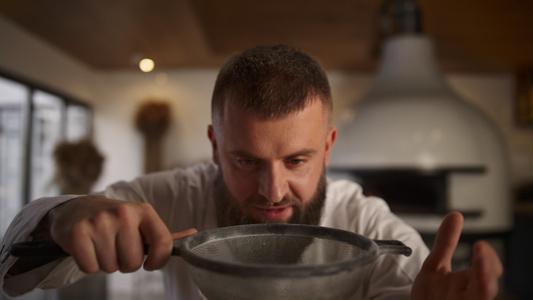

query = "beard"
214;168;327;227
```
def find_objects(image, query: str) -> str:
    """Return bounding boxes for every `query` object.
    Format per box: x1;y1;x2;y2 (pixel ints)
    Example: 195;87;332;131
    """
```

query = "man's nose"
258;164;289;204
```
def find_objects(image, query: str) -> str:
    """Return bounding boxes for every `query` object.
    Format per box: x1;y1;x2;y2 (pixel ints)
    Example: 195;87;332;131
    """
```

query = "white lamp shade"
330;34;512;232
332;35;489;169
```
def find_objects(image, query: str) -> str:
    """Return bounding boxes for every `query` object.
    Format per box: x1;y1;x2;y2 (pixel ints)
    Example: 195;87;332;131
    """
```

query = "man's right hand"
47;195;194;274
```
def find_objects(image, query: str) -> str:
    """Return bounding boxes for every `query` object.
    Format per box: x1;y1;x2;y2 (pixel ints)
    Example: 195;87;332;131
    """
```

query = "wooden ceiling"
1;0;532;73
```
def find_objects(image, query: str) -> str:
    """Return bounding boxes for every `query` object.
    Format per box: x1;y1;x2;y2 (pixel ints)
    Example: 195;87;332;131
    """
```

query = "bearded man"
0;45;502;300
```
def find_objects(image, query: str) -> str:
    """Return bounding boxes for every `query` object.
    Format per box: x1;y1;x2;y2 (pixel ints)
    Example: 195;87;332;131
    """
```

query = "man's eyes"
236;158;257;166
286;158;305;166
235;157;307;168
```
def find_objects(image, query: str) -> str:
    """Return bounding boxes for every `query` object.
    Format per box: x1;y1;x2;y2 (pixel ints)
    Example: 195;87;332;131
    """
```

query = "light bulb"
139;58;155;72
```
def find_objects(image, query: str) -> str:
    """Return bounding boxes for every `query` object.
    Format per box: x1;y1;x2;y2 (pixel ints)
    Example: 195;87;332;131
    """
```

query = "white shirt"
0;162;429;299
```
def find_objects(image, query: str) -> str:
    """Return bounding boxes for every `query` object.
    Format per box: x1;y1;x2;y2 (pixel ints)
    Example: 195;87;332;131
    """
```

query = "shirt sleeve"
0;195;85;297
361;204;429;300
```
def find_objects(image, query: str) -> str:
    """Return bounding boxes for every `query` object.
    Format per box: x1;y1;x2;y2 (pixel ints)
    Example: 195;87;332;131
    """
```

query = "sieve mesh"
190;233;366;267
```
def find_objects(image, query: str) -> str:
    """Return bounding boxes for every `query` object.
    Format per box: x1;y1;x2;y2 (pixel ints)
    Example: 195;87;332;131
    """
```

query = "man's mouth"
254;206;293;220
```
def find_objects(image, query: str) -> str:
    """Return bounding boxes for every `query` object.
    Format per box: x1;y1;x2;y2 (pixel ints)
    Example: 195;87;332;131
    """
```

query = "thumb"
171;228;198;240
467;240;503;299
422;211;464;272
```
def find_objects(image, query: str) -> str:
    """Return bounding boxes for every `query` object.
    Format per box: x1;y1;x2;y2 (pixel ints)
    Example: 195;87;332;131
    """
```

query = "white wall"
89;70;217;190
1;14;532;193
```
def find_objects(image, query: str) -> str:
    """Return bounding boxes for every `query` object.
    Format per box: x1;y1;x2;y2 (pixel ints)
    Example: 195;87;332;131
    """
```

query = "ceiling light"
139;58;155;72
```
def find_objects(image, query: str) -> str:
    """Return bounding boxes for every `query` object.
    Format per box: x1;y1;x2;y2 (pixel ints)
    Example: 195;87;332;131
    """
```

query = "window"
0;77;28;235
0;73;92;242
30;90;64;199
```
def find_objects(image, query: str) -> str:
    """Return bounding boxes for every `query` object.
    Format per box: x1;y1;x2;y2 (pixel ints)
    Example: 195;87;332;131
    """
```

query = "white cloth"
1;162;429;299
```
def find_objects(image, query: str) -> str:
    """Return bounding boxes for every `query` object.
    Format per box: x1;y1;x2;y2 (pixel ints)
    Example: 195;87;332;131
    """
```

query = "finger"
116;226;144;273
138;203;173;271
422;211;464;272
93;234;120;274
171;228;198;240
473;241;503;277
69;233;100;274
468;241;503;299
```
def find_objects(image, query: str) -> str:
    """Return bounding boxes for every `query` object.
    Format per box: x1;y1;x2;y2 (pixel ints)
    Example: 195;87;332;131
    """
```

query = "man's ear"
324;126;337;167
207;125;219;164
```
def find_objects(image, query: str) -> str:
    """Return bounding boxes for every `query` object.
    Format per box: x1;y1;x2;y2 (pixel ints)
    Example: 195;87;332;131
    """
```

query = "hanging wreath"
135;100;171;138
134;100;172;173
52;138;105;194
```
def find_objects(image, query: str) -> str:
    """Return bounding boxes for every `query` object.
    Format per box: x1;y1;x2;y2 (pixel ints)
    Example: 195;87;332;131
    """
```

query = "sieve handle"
374;240;412;257
9;241;69;257
9;240;183;257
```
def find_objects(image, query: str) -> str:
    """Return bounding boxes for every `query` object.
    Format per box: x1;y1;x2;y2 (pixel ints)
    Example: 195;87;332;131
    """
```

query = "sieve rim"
179;224;379;277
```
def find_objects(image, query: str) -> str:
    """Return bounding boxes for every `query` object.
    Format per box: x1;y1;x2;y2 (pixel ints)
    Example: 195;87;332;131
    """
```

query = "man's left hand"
411;211;503;300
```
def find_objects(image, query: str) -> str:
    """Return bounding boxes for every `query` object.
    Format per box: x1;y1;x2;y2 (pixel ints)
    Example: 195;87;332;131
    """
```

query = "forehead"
216;98;328;157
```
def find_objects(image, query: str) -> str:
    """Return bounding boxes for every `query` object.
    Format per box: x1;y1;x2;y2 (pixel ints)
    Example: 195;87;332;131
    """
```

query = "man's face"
208;98;336;226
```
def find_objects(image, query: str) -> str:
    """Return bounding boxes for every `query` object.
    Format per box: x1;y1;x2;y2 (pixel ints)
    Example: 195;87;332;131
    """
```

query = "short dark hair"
211;44;332;123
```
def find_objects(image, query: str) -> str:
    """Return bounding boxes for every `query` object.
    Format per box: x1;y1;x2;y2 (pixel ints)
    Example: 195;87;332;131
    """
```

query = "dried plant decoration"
134;100;172;173
52;138;105;194
135;100;171;137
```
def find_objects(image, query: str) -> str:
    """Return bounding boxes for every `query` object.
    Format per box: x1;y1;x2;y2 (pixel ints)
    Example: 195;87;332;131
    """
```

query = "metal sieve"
10;224;412;300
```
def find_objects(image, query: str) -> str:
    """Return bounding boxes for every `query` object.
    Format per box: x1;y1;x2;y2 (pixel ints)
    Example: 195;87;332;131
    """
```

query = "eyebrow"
229;149;318;160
